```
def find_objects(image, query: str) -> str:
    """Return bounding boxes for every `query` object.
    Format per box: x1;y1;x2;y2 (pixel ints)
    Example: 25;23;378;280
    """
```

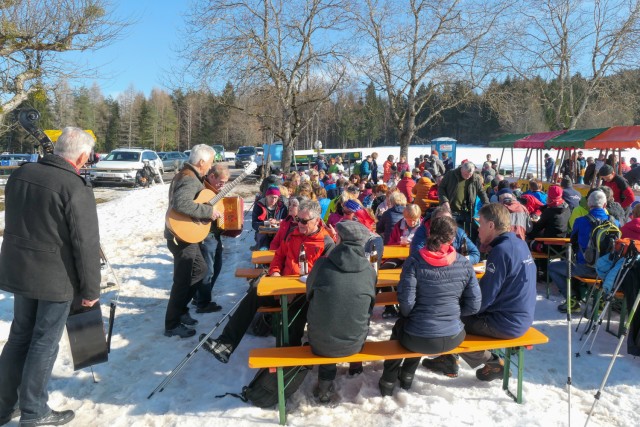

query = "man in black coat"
0;127;100;426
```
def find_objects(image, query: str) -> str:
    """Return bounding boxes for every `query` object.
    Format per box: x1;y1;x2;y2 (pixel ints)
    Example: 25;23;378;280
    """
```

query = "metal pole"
147;293;248;399
566;243;573;427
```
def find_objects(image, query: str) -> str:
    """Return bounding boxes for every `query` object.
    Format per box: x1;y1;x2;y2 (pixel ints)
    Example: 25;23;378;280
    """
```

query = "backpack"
216;365;309;408
582;214;621;266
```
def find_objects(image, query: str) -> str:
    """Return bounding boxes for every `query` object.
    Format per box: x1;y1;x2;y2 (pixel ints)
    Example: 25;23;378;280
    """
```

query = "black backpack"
217;365;309;408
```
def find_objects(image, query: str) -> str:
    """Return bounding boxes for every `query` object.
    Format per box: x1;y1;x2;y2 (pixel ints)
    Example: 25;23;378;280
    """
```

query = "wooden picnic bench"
248;327;549;425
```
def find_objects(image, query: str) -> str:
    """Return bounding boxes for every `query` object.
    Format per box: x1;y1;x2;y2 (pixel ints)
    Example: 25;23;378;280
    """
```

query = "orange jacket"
412;177;434;214
269;226;335;276
383;160;394;182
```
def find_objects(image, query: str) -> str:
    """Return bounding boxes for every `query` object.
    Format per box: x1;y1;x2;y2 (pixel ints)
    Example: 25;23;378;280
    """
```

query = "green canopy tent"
545;128;609;183
488;133;532;176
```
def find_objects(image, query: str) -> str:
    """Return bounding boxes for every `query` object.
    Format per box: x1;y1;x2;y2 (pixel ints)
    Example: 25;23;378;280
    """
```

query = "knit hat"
265;186;281;197
422;170;433;179
497;188;513;197
336;220;371;246
404;171;412;178
561;176;573;188
547;185;564;207
598;164;614;177
343;199;362;212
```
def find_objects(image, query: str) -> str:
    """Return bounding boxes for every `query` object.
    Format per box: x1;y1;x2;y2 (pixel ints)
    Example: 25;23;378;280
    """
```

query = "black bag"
243;366;310;408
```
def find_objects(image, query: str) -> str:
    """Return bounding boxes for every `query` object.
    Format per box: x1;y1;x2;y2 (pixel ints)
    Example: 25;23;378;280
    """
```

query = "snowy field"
0;146;639;426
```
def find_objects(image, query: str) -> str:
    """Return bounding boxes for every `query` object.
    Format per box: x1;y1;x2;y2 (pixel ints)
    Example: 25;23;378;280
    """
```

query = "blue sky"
69;0;189;98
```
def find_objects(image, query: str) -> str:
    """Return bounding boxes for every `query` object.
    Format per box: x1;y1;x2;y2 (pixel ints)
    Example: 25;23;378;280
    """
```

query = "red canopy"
515;130;567;148
584;126;640;149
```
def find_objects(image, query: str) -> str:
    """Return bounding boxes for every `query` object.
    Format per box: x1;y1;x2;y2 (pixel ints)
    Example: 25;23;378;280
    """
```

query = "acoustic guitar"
166;162;257;243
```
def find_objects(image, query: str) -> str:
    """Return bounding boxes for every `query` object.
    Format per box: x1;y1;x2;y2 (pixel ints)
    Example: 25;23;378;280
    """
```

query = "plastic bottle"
299;244;308;275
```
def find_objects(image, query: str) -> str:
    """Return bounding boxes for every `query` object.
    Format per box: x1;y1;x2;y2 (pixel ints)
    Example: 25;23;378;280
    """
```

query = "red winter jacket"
397;177;416;203
621;218;640;240
604;175;636;209
269;226;335;276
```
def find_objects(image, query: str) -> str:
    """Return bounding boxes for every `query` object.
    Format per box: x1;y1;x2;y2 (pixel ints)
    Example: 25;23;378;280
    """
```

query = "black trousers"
218;285;308;352
382;318;466;382
165;239;207;330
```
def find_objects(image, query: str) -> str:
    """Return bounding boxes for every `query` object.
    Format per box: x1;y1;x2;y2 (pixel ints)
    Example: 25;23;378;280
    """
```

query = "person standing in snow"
163;144;219;338
0;127;100;426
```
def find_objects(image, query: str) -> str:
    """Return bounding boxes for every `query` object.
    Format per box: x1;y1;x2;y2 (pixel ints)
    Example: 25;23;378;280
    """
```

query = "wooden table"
251;245;411;265
256;264;483;343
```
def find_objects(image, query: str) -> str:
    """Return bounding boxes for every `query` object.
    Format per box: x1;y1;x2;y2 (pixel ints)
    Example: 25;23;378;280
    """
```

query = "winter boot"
398;370;414;390
421;354;459;377
200;334;233;363
313;379;335;404
378;378;395;397
476;354;506;382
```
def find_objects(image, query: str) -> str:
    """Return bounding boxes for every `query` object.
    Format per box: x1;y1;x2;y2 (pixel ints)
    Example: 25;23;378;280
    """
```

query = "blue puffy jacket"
410;222;480;265
478;232;537;338
398;248;481;338
376;205;405;244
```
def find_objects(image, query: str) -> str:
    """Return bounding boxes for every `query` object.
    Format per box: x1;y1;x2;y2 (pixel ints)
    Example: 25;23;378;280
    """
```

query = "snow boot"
313;380;335;404
421;354;459;377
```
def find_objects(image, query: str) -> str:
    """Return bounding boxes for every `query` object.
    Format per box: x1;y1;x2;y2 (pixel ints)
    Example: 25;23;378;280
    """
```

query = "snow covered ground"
0;146;640;426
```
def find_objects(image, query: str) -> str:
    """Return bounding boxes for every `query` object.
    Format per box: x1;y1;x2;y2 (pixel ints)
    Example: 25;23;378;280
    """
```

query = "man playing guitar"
164;145;220;338
192;164;231;313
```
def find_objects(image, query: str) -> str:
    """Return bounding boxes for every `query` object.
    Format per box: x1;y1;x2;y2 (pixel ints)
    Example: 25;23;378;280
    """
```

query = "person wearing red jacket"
621;203;640;240
203;200;335;363
397;171;416;203
599;164;636;209
383;155;395;183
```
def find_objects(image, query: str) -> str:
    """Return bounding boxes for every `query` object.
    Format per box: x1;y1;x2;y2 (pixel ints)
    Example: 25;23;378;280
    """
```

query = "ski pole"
147;292;248;399
584;255;640;426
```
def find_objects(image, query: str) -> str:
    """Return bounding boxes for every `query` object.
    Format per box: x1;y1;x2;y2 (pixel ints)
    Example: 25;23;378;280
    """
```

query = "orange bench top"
248;327;549;368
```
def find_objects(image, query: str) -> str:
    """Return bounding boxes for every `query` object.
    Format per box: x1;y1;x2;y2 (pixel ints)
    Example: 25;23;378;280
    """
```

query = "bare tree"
182;0;351;173
0;0;128;127
353;0;512;158
509;0;640;129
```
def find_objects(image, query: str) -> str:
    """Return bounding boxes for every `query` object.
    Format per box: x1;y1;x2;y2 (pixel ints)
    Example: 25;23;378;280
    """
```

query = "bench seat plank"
248;327;549;369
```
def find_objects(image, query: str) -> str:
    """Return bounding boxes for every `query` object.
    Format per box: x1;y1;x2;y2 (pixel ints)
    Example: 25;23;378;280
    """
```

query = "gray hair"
53;127;95;161
298;199;321;218
461;162;476;174
189;144;215;164
598;185;614;203
587;190;607;208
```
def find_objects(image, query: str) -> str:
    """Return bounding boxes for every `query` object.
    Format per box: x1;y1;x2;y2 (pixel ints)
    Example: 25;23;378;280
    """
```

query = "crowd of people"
1;140;639;425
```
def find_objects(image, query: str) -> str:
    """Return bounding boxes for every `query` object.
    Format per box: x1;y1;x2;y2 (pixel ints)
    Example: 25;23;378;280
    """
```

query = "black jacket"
527;203;570;239
306;241;377;357
0;155;101;302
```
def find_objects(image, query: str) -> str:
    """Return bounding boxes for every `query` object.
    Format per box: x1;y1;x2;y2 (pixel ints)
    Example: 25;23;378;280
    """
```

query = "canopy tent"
584;126;640;149
488;133;532;148
515;130;567;148
546;128;609;149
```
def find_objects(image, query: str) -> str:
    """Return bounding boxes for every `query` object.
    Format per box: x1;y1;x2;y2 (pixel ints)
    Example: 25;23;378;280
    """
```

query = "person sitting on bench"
378;216;481;396
203;200;335;363
423;203;537;381
306;221;377;403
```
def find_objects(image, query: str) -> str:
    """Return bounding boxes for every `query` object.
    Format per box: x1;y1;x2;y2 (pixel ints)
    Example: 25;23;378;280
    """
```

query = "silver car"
89;149;162;186
159;151;187;172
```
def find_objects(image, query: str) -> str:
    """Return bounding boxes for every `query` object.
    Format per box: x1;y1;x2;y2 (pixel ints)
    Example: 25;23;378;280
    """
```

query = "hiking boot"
558;298;581;314
378;378;395;397
476;355;505;382
0;407;20;425
398;370;414;390
200;334;233;363
422;355;459;377
348;362;363;376
195;302;222;313
164;324;196;338
19;409;75;426
179;311;198;326
313;379;335;404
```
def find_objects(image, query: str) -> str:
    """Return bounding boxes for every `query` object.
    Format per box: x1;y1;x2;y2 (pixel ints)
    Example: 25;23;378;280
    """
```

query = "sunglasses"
295;216;316;225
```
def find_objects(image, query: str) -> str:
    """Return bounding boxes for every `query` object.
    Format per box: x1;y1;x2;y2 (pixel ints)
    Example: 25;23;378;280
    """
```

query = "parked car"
0;153;33;166
159;151;187;172
89;148;162;186
234;146;261;168
212;144;225;162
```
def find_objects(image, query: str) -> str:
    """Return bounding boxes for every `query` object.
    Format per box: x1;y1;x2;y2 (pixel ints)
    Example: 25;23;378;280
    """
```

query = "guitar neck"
207;170;250;206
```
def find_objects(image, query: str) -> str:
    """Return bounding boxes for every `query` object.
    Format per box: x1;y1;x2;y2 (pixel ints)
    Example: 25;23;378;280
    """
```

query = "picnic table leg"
280;295;289;346
277;367;287;425
546;246;551;299
502;347;512;395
